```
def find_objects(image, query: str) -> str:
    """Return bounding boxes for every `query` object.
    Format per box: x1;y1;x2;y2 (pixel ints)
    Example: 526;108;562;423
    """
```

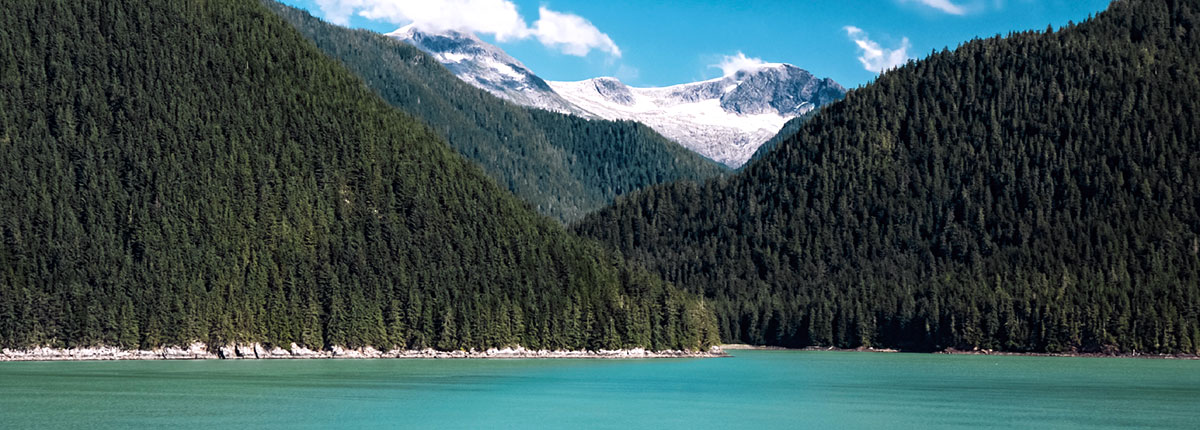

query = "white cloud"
903;0;968;15
314;0;620;57
314;0;360;26
844;26;912;73
532;7;621;57
709;51;770;76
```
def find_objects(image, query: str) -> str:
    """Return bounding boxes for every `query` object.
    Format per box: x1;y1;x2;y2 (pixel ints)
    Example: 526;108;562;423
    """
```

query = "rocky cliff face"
717;65;845;116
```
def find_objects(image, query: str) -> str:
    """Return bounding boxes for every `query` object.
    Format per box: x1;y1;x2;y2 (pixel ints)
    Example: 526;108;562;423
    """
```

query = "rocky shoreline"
0;343;726;361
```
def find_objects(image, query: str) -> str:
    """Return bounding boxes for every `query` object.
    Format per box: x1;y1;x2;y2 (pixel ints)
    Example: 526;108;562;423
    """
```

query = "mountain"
574;0;1200;354
268;3;727;223
550;66;845;167
0;0;718;352
388;24;586;116
391;26;845;168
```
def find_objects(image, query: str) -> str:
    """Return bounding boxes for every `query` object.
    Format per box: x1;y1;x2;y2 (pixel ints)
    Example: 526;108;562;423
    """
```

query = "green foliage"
575;0;1200;354
264;1;727;223
743;110;818;168
0;0;718;352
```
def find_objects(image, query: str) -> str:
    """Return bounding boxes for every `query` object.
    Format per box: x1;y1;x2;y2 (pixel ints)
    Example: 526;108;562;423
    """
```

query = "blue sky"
279;0;1112;88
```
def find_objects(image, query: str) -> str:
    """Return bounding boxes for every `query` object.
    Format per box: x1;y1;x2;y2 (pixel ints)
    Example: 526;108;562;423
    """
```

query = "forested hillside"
575;0;1200;354
265;1;727;223
744;110;818;168
0;0;718;352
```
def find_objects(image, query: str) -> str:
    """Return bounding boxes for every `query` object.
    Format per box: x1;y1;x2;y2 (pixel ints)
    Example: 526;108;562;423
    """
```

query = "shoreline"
8;343;1193;361
720;344;1199;360
720;344;900;353
935;347;1199;360
0;343;726;362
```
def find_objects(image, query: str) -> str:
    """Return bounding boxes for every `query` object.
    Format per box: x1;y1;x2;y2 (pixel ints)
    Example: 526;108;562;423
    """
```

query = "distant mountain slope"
0;0;718;352
268;3;726;223
391;26;844;168
575;0;1200;354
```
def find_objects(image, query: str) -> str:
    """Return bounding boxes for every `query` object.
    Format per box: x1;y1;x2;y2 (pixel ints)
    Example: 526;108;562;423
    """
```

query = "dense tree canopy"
575;0;1200;354
265;1;727;223
0;0;719;352
744;110;818;168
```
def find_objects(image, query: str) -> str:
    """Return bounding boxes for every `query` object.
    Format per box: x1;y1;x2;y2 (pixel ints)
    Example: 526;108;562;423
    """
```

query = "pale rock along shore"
0;343;726;361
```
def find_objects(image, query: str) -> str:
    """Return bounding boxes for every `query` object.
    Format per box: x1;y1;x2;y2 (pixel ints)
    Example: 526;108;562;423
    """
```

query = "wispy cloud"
710;52;770;76
844;26;912;73
614;64;640;82
315;0;621;57
902;0;968;15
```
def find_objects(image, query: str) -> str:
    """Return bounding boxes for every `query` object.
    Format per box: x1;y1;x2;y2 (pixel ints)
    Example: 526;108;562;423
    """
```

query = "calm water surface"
1;350;1198;429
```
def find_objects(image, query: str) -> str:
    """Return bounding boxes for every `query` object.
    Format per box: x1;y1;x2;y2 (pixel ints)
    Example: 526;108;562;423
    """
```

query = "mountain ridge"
390;26;845;167
548;65;844;167
387;24;586;116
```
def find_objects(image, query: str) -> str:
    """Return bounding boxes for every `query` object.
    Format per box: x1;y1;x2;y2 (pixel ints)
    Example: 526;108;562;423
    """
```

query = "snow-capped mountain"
389;26;845;167
387;24;585;115
549;66;844;167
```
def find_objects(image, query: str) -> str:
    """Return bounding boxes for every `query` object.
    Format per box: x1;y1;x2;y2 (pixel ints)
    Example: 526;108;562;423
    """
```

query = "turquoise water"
1;350;1198;429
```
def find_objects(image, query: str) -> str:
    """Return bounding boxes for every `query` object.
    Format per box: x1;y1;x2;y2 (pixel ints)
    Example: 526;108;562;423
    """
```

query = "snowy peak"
390;24;845;167
387;25;585;115
718;64;845;116
548;67;845;167
388;24;487;56
647;64;843;117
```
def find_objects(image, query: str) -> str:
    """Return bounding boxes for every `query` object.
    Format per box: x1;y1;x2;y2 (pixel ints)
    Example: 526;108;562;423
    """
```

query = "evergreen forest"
0;0;719;352
575;0;1200;354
